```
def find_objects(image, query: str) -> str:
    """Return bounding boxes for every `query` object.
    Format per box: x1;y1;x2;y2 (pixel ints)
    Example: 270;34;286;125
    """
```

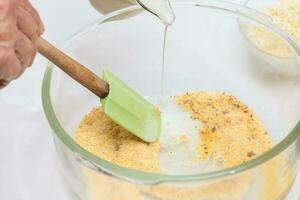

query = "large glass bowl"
42;1;300;199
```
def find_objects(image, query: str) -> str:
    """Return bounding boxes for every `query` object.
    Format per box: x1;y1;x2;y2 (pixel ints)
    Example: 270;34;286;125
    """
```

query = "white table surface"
0;0;299;199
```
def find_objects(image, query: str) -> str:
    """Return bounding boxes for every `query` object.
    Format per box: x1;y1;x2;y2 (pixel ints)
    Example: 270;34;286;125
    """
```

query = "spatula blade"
100;70;161;142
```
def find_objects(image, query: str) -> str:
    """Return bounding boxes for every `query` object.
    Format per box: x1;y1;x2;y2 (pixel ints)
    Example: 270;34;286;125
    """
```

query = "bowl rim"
42;0;300;184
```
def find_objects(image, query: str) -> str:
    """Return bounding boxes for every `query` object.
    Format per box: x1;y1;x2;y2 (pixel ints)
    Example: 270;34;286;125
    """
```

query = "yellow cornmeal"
76;92;271;170
75;108;161;173
75;92;294;200
81;157;294;200
176;92;272;167
246;0;300;57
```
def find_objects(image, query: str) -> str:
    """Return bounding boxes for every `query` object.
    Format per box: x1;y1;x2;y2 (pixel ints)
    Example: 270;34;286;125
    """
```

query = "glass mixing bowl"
42;1;300;199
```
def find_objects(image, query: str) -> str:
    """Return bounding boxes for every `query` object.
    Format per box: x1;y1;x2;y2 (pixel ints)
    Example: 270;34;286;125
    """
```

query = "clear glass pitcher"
89;0;175;25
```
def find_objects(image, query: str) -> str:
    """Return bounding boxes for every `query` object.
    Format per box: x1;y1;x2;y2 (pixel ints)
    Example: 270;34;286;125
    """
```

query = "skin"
0;0;44;89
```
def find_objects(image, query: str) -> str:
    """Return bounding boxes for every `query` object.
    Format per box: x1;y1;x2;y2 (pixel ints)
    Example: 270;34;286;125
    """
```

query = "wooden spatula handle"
37;37;109;98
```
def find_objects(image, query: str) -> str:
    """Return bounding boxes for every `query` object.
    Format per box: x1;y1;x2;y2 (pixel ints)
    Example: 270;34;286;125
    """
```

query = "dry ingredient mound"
175;92;272;167
75;108;161;173
76;92;272;171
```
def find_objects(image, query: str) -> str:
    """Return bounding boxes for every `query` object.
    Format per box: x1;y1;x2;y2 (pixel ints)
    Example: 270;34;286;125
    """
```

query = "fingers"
0;0;42;89
0;79;10;89
15;31;36;68
0;29;34;85
17;6;37;40
0;22;17;48
0;46;22;81
17;0;44;35
0;0;18;44
16;6;37;67
0;0;17;22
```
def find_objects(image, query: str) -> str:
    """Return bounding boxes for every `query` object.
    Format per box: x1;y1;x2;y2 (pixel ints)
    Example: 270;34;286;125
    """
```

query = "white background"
0;0;298;199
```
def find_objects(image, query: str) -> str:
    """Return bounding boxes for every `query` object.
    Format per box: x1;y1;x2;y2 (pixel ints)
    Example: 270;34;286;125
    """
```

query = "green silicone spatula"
38;37;161;142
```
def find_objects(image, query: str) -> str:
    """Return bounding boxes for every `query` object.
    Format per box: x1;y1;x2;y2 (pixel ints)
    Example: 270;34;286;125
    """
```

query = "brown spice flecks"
176;92;273;167
155;107;161;117
247;151;256;158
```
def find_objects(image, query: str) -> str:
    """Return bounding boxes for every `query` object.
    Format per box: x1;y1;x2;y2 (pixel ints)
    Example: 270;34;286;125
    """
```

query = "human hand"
0;0;44;89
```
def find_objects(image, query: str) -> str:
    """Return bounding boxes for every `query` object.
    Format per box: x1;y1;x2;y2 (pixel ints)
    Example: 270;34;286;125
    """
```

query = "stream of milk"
141;1;218;174
145;3;217;175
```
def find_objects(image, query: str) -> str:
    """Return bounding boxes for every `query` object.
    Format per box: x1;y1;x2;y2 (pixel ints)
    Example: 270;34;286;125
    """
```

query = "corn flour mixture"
245;0;300;57
76;92;272;173
74;92;294;200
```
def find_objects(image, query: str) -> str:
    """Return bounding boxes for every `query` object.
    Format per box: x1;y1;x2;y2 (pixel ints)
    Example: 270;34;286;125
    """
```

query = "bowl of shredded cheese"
239;0;300;77
42;1;300;200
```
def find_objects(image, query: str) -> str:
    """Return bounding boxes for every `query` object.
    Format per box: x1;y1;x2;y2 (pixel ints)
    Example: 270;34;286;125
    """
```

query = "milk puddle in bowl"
147;96;220;175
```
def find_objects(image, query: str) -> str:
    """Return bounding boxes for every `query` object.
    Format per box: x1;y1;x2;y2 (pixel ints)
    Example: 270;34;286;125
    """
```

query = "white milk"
148;96;220;175
137;0;175;25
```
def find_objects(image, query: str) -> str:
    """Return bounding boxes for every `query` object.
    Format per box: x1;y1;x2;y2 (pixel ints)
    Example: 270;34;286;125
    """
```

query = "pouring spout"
137;0;175;25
